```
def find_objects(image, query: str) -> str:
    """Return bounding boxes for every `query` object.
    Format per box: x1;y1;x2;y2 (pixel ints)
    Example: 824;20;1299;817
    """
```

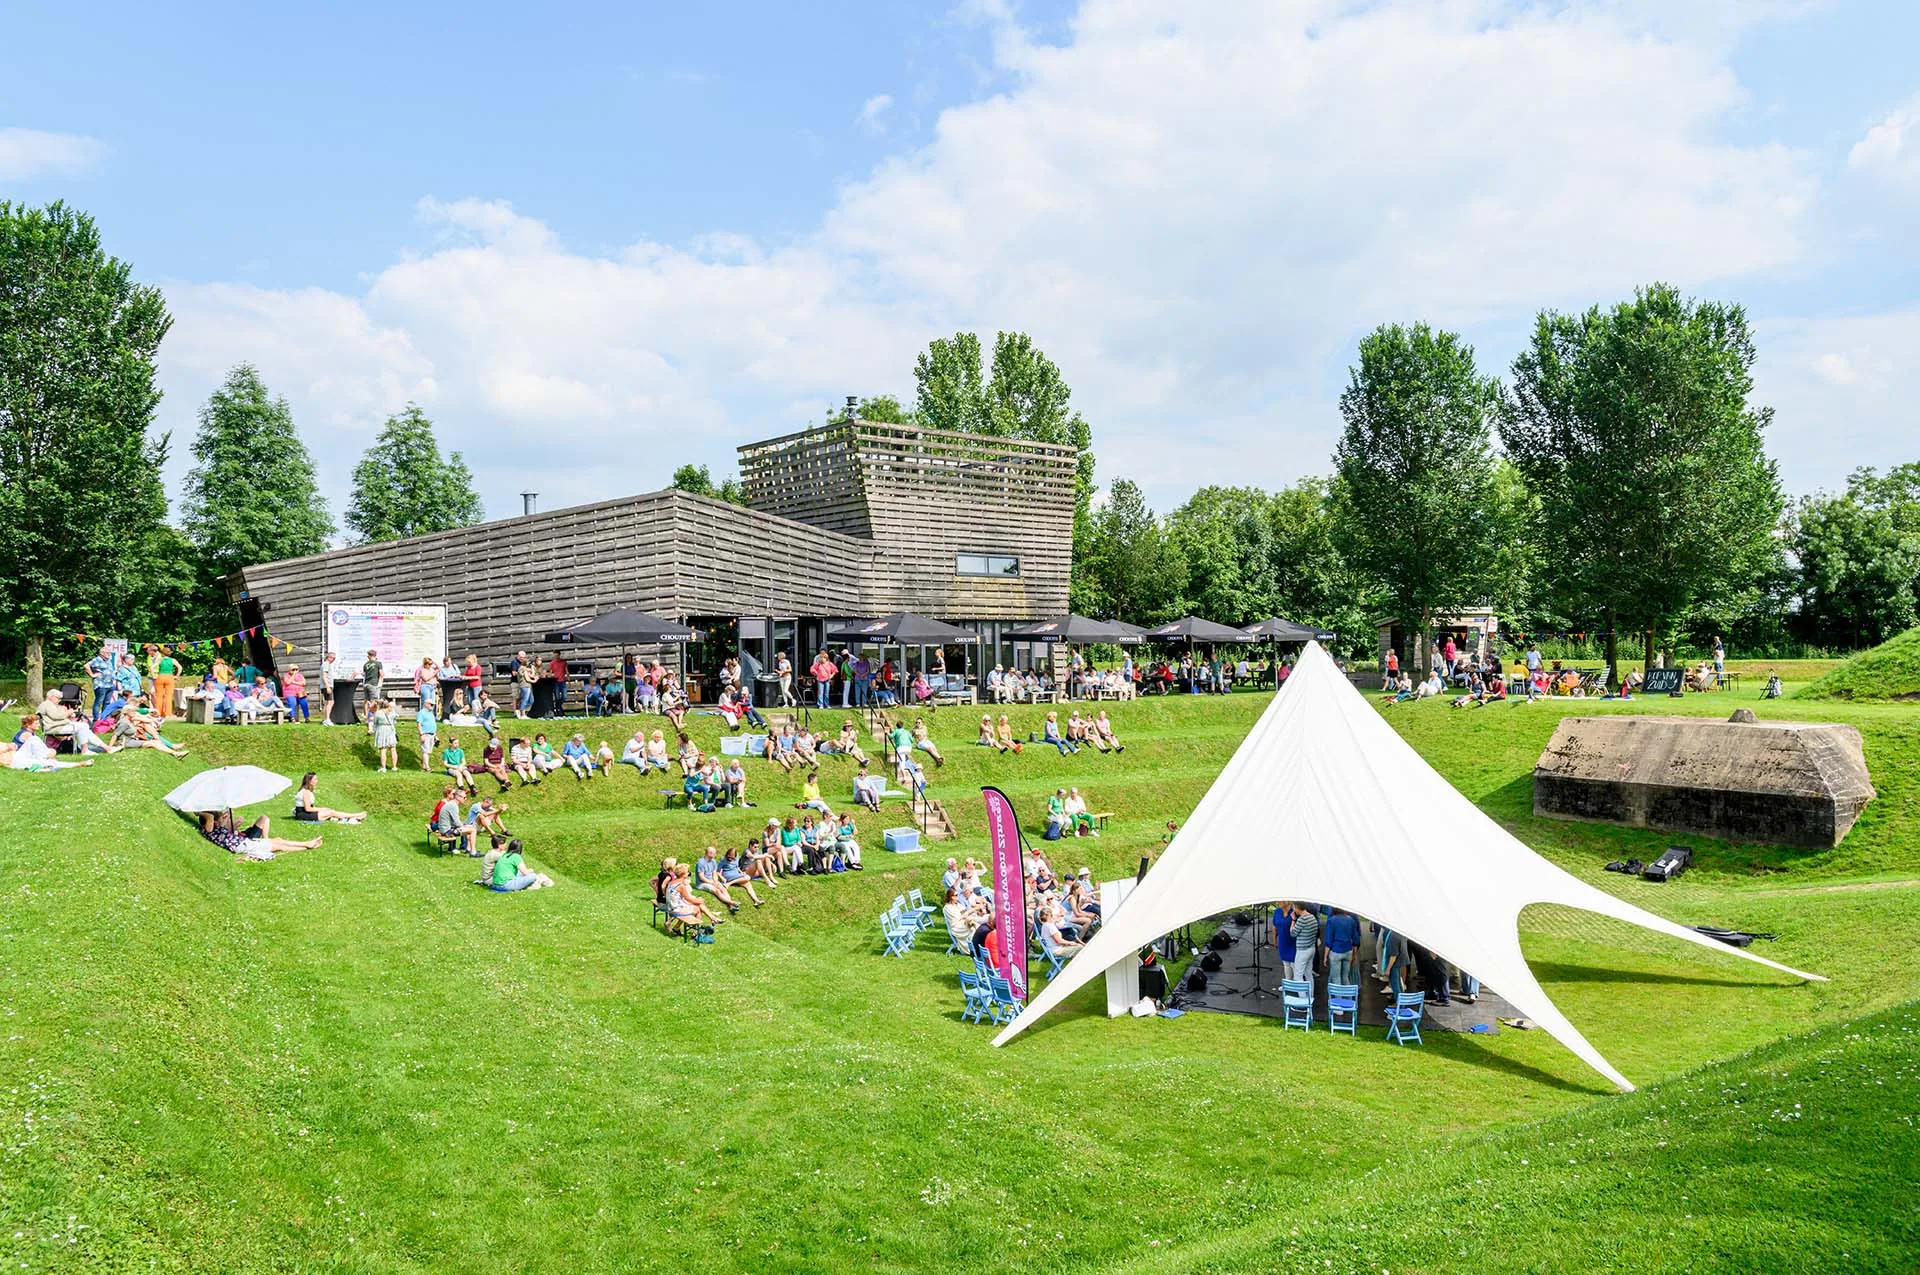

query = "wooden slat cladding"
233;421;1078;667
232;491;873;665
737;420;1076;619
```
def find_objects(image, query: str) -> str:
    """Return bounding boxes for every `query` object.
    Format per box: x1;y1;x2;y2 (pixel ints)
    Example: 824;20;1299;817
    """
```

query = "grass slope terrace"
2;682;1917;1272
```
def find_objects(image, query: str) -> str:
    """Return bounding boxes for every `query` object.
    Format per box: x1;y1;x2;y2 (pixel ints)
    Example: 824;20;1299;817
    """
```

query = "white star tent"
993;641;1823;1090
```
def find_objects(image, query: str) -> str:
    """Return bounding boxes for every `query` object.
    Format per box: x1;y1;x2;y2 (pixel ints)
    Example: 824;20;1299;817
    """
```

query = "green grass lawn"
3;680;1917;1272
1799;625;1920;701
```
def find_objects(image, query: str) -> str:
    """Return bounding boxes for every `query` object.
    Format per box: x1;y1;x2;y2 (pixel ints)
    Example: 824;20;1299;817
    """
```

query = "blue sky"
5;1;1919;525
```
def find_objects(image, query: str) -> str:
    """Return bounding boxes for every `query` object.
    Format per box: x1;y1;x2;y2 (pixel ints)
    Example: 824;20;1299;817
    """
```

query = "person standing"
1524;642;1542;681
1273;901;1298;983
320;650;340;725
840;648;855;708
1413;944;1452;1006
810;650;836;710
86;646;117;715
152;648;180;720
547;651;569;715
1288;903;1321;987
1712;635;1725;678
775;651;795;707
1321;908;1360;986
512;652;537;717
361;649;385;716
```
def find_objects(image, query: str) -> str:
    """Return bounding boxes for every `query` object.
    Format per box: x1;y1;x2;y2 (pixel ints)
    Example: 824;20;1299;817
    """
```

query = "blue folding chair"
1039;931;1069;979
906;888;936;930
880;912;916;957
1280;979;1314;1030
1385;991;1425;1045
986;975;1021;1025
1326;982;1360;1036
958;971;992;1023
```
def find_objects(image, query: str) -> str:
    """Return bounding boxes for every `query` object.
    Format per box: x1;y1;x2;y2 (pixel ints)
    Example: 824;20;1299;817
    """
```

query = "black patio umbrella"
543;608;694;645
1241;616;1337;642
1003;614;1139;644
825;613;980;645
1141;616;1253;643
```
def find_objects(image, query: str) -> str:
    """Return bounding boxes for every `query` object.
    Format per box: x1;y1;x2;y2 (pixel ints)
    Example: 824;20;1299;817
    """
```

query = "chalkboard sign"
1643;667;1685;695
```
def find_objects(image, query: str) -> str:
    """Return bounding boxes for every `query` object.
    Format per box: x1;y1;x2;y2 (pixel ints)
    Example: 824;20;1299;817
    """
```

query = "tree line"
5;200;1915;698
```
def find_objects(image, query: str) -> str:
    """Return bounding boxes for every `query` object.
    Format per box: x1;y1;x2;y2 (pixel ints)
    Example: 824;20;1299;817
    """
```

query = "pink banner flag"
981;786;1029;1003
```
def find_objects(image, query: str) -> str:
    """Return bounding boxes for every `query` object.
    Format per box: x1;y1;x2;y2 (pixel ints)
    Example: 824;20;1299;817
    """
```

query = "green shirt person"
235;662;260;686
492;849;524;886
889;725;913;754
156;653;179;677
442;744;466;768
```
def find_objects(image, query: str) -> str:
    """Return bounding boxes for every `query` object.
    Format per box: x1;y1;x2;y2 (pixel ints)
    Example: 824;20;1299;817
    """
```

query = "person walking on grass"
369;699;399;772
362;649;385;716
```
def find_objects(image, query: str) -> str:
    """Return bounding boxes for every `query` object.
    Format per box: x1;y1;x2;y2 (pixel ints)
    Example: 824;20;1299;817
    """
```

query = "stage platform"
1174;914;1513;1032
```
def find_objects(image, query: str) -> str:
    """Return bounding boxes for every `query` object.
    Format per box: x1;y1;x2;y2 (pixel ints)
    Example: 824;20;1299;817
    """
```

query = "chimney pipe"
521;491;538;516
845;395;858;421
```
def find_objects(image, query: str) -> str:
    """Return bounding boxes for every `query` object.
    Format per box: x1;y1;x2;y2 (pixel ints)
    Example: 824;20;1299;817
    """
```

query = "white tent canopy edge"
991;641;1823;1091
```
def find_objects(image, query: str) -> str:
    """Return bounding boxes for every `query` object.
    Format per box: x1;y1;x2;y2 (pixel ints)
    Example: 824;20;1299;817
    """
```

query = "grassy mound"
1799;626;1920;701
4;688;1918;1271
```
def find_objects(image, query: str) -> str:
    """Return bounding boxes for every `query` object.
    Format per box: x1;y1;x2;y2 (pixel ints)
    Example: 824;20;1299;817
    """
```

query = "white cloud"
0;127;107;180
856;94;894;134
1754;309;1920;494
1848;94;1920;189
156;0;1835;519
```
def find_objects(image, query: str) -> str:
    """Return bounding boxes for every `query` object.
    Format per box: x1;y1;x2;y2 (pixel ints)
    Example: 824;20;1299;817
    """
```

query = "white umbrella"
163;765;292;813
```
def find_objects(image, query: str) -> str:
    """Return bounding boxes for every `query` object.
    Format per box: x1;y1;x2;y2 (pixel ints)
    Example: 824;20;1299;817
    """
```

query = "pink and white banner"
982;786;1028;1002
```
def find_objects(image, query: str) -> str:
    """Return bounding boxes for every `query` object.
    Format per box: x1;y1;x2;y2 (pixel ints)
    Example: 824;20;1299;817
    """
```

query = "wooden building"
227;418;1078;683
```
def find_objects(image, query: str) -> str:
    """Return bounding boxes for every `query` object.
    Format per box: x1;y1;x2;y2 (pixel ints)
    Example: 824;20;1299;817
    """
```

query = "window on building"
956;553;1020;577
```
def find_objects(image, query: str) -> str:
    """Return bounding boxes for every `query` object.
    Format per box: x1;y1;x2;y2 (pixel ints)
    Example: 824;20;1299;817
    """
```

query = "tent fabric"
1241;616;1337;642
1141;616;1251;642
1003;614;1140;644
544;608;693;645
824;613;980;645
992;641;1823;1090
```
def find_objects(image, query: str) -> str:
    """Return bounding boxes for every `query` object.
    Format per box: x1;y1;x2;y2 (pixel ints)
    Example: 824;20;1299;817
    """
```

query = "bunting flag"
70;626;299;656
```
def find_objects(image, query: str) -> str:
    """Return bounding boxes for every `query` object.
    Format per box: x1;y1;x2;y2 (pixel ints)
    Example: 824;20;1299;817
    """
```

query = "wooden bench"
233;707;290;725
1094;811;1115;832
659;789;687;810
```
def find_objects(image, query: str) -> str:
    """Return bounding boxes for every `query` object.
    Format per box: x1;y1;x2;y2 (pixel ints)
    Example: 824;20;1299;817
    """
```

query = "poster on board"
324;603;447;680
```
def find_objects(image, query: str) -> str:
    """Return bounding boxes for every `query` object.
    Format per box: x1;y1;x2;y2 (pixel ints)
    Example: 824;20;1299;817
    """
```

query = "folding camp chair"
895;893;933;933
1280;979;1314;1030
986;976;1020;1026
1039;931;1068;980
958;971;992;1024
1326;982;1360;1036
906;888;936;930
1385;991;1425;1045
880;912;916;958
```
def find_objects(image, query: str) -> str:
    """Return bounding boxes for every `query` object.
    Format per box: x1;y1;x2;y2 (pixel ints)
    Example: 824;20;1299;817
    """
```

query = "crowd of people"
1270;902;1479;1007
651;809;866;937
937;844;1104;976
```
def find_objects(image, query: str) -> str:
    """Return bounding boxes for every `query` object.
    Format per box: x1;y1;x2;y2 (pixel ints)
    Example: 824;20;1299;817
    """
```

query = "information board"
323;603;446;680
1643;667;1685;695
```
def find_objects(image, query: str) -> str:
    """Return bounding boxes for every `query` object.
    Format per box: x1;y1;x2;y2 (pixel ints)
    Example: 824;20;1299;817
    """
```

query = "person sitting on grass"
778;816;804;873
763;723;799;772
718;847;766;906
490;838;553;892
911;716;944;767
693;848;744;913
431;788;478;855
531;733;564;774
791;727;821;768
797;769;833;816
1380;672;1414;704
641;729;671;772
199;809;321;861
292;771;364;824
852;761;884;812
110;698;189;757
1092;710;1124;752
1475;672;1507;705
3;719;94;771
468;795;512;839
442;736;477;792
471;688;501;736
1449;671;1485;709
1040;710;1077;755
596;739;617;774
742;836;781;887
415;700;438;771
978;714;1005;752
676;733;703;777
1065;709;1092;749
508;738;542;786
619;731;648;772
660;678;689;732
835;812;863;870
991;714;1020;755
560;733;598;780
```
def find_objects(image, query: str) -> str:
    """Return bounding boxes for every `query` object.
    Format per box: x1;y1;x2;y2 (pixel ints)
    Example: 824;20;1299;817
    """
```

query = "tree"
669;463;745;505
0;201;172;702
1331;323;1505;677
180;364;332;623
912;332;989;434
1788;478;1920;648
1502;284;1783;686
1073;479;1183;623
344;404;482;543
1165;487;1278;624
1262;478;1373;654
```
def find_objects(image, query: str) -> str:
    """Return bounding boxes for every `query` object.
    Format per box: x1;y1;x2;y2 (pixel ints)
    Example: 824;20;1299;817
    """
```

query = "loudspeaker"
1138;964;1168;1001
